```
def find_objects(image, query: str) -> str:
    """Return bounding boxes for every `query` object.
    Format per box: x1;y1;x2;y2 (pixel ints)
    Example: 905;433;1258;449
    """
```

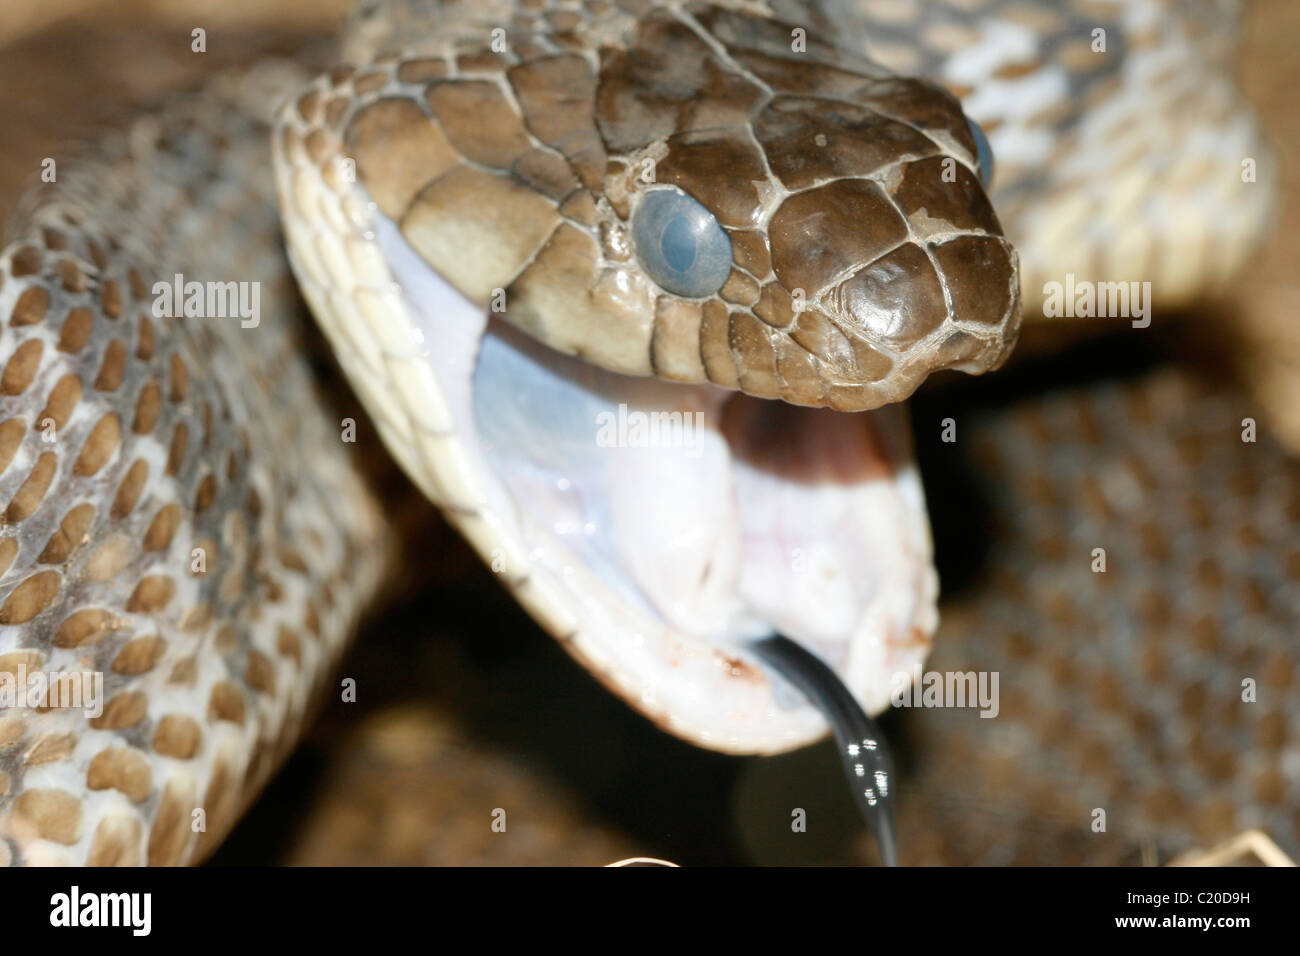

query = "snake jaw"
274;0;1002;754
272;3;964;754
328;201;938;754
463;300;941;753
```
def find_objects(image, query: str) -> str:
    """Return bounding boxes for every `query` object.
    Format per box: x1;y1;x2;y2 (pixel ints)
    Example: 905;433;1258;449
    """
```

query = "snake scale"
0;0;1293;866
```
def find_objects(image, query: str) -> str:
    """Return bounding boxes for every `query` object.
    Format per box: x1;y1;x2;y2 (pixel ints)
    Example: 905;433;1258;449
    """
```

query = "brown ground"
0;0;1295;866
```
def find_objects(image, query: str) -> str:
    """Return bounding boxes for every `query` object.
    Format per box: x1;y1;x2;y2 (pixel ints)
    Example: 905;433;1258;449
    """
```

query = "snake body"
0;64;388;864
0;0;1290;865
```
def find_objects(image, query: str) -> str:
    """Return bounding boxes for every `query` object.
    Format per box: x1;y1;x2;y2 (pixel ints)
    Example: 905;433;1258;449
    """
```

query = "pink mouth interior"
472;319;937;713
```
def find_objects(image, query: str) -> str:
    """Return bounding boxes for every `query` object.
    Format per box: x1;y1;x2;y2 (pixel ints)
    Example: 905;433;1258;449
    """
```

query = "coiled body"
0;0;1291;866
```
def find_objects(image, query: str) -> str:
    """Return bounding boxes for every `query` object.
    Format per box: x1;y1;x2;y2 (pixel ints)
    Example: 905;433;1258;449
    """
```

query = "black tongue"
748;634;899;867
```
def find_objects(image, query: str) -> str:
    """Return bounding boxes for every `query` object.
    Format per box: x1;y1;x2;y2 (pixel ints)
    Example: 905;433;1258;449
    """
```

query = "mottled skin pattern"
900;366;1300;863
730;354;1299;866
0;66;389;865
0;0;1290;866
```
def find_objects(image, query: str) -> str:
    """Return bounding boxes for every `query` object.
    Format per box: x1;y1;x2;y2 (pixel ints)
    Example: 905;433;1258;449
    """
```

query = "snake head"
491;3;1023;411
338;3;1019;412
284;1;1014;755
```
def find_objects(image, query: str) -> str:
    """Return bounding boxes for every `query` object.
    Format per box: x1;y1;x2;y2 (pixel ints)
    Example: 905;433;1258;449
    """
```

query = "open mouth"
377;213;939;757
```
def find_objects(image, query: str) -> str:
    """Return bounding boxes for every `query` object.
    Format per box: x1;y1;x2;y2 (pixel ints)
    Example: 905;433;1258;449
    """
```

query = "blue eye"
632;188;733;299
966;117;995;189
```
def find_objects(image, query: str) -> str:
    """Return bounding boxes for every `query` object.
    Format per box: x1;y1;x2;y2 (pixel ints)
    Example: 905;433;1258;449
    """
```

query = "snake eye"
632;188;733;299
966;117;995;189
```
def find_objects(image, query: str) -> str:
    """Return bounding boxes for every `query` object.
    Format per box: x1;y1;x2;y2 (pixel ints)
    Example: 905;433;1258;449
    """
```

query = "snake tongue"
380;216;938;754
749;634;900;866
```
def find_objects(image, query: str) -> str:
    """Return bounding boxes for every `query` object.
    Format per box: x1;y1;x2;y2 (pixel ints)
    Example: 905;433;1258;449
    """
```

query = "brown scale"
895;370;1300;864
331;0;1021;412
0;64;389;866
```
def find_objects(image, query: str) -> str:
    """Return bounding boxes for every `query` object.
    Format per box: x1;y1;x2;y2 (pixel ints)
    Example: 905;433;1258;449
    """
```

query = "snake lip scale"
0;0;1288;866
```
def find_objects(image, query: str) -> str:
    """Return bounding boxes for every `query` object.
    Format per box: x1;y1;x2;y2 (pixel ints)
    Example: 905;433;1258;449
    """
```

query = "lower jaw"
469;317;939;753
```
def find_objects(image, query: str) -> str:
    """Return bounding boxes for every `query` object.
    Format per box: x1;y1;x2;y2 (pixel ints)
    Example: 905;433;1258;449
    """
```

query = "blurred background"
1;0;1295;865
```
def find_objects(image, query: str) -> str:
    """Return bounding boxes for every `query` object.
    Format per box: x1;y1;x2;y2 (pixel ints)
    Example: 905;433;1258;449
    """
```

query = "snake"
0;0;1292;866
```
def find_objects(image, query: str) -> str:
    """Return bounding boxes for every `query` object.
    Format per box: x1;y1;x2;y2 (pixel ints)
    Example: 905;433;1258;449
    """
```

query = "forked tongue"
749;634;899;866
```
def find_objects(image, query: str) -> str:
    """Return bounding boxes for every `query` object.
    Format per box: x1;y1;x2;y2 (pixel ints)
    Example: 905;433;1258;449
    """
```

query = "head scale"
349;1;1021;411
